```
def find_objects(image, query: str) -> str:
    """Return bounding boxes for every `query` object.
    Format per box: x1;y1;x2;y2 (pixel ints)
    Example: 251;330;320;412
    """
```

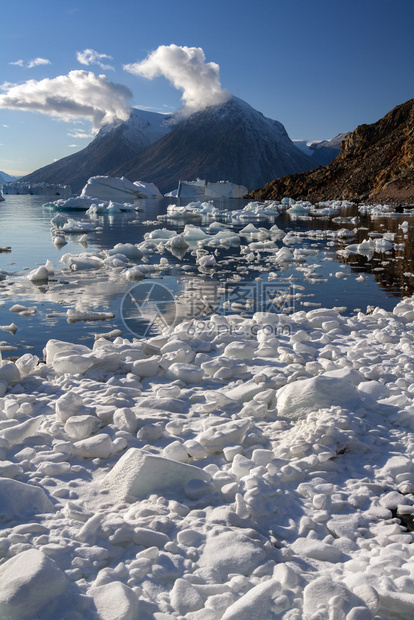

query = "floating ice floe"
242;201;281;217
60;252;104;271
160;201;223;221
60;219;96;234
338;238;375;259
287;201;312;216
9;304;37;316
0;323;18;335
66;309;115;323
27;263;53;283
50;214;69;228
106;243;143;261
358;203;394;217
44;196;93;211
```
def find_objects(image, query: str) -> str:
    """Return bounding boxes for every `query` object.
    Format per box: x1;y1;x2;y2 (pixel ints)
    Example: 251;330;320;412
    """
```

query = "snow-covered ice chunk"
103;448;211;500
276;374;362;420
53;354;94;375
0;416;44;446
170;578;204;614
303;576;370;619
291;537;347;562
0;360;20;384
223;341;256;360
0;549;67;620
163;440;189;463
44;339;93;363
132;527;169;549
0;478;55;521
221;578;284;620
74;433;113;459
64;414;100;440
90;581;140;620
196;419;251;454
55;391;84;424
357;380;390;400
199;530;266;579
226;378;273;403
167;362;204;384
131;355;160;378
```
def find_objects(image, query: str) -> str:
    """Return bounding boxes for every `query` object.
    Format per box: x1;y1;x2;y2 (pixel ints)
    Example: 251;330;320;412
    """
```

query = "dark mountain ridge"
247;99;414;204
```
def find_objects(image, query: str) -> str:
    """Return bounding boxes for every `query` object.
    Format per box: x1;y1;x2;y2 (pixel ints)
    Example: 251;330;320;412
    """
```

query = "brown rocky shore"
247;98;414;204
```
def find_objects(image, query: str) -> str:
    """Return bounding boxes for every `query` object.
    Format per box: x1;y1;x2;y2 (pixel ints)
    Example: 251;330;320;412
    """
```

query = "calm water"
0;194;413;358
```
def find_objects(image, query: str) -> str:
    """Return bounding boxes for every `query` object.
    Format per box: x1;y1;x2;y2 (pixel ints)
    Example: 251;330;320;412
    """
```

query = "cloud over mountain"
0;70;132;130
124;44;230;116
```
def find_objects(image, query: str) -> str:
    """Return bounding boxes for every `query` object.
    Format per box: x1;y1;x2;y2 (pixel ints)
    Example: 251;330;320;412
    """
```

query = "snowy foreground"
2;298;414;619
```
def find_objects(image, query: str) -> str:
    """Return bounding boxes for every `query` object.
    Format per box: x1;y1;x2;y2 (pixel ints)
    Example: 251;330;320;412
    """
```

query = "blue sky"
1;0;413;176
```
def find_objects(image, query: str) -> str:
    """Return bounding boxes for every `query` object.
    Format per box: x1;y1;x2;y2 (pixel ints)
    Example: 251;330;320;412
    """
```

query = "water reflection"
0;195;413;357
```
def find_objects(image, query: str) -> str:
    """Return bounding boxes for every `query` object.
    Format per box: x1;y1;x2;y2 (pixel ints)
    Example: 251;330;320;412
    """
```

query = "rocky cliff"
247;99;414;204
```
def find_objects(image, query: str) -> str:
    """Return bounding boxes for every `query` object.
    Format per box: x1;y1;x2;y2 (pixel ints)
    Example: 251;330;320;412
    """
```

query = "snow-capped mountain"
109;96;317;194
20;108;172;193
20;97;317;194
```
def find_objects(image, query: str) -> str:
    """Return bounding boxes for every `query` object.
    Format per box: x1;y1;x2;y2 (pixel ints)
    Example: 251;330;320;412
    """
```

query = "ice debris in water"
3;196;414;619
0;294;413;617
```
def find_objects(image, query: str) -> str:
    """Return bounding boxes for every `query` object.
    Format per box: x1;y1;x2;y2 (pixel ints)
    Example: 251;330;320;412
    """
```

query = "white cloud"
124;44;230;116
10;58;51;69
0;70;132;131
77;49;114;71
67;128;95;139
27;58;51;68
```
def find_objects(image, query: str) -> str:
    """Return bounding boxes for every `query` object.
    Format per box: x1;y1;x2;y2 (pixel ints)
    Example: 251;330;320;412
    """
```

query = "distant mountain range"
0;171;19;184
294;133;348;166
20;97;318;194
248;99;414;204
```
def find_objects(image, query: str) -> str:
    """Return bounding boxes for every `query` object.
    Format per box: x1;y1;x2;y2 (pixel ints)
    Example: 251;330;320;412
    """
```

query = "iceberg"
175;179;248;199
80;176;162;201
1;182;71;197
